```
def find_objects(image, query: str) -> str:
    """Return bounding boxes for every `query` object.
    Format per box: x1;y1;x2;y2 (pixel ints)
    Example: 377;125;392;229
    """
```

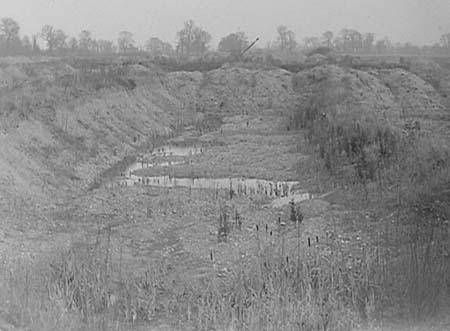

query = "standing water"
124;145;203;176
150;145;204;157
118;144;313;204
123;175;299;198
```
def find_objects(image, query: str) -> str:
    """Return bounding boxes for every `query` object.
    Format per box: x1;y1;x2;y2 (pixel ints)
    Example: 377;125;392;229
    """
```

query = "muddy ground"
0;108;415;329
1;56;450;330
30;108;333;280
0;106;368;329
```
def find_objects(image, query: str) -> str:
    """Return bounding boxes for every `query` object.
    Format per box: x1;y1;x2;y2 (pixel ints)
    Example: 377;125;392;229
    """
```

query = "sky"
2;0;450;47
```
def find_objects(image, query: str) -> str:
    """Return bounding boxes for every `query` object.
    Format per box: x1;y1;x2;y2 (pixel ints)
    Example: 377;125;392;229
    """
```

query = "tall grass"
1;193;449;331
291;76;450;325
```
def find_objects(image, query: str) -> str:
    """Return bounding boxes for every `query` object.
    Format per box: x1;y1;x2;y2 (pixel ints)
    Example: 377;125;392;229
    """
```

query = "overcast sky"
3;0;450;47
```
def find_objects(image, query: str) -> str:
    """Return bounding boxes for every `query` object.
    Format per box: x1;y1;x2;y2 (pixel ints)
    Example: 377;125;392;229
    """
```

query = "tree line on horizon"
1;17;449;59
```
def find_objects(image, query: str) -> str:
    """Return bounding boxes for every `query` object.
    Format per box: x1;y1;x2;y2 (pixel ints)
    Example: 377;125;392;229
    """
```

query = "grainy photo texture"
0;1;449;330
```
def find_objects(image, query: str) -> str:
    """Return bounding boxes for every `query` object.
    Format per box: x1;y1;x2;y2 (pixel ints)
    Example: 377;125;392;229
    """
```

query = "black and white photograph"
0;1;450;330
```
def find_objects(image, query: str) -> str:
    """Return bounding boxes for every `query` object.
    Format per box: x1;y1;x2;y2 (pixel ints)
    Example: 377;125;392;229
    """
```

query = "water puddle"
124;160;184;177
270;192;314;207
149;145;204;157
122;145;202;176
122;175;305;198
118;144;313;204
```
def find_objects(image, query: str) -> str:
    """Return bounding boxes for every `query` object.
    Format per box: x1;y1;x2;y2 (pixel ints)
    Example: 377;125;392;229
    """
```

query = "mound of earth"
168;66;296;117
292;63;449;134
0;55;449;330
1;57;449;227
0;61;302;222
0;62;180;211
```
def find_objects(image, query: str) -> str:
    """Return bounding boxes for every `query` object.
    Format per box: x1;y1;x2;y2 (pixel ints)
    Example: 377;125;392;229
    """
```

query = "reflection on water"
270;192;314;207
117;144;313;204
124;160;183;177
150;145;204;157
123;145;202;176
121;174;303;198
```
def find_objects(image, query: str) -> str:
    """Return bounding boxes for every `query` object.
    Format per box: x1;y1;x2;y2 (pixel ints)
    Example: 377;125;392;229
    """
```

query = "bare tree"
375;37;391;54
363;33;375;52
54;29;68;51
286;30;297;51
32;35;40;53
118;31;135;53
79;30;94;52
91;39;99;53
0;18;20;44
176;20;211;58
218;32;249;57
40;25;58;52
97;39;116;53
176;20;195;58
441;33;450;48
21;35;32;53
192;28;211;57
321;31;334;48
68;37;78;51
0;17;21;54
146;37;174;57
39;25;67;52
303;36;320;49
340;28;363;53
333;36;344;52
277;25;288;50
98;39;116;53
276;25;297;51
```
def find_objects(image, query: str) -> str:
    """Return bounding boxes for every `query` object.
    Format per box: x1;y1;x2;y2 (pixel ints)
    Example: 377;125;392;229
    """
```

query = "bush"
295;89;399;183
306;46;334;57
294;74;450;222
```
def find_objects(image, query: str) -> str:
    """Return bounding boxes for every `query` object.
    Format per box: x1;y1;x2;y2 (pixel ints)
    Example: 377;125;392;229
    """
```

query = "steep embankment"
0;59;184;223
164;64;296;128
292;63;448;131
0;58;299;229
291;60;450;220
1;55;450;330
1;56;449;215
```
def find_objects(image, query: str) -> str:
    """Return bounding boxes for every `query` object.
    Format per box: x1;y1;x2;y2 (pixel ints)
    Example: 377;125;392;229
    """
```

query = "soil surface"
1;56;450;330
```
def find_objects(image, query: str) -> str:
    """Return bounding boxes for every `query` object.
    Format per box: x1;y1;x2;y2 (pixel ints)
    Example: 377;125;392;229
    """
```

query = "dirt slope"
0;56;450;330
0;62;176;206
292;63;449;136
1;57;449;216
0;60;303;232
